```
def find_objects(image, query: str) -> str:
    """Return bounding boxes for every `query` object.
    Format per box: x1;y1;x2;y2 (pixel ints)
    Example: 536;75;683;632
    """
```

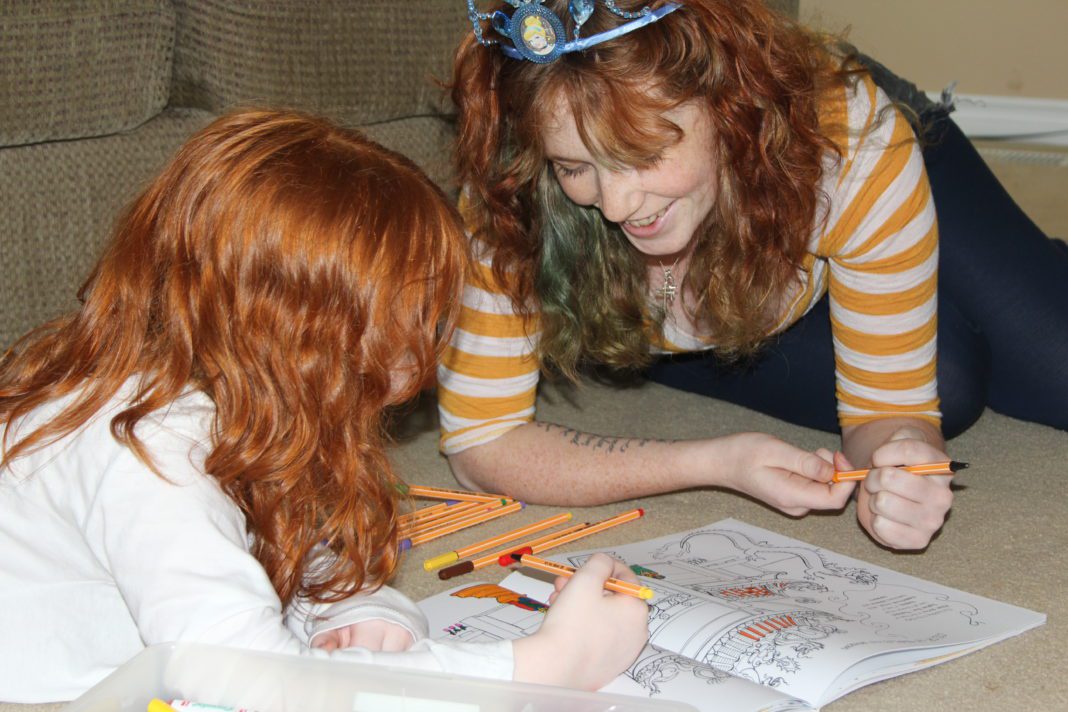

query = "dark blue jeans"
647;72;1068;437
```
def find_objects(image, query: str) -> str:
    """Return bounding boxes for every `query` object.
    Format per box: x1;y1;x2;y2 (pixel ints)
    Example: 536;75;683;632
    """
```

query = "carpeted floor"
977;140;1068;239
10;378;1065;712
6;143;1066;712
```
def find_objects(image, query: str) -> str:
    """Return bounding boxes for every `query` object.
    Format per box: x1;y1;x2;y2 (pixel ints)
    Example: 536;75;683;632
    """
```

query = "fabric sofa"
2;2;1064;711
0;0;469;348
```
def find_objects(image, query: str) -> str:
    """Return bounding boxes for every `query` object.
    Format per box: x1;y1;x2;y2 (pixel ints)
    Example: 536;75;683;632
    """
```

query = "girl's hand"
513;553;649;690
848;427;954;550
311;619;415;652
718;433;855;516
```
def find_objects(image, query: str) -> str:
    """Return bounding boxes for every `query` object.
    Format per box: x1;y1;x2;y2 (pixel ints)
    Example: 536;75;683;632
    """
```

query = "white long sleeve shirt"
0;385;512;702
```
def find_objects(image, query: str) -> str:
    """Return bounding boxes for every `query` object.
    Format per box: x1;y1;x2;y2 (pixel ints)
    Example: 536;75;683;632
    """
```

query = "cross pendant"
657;269;677;305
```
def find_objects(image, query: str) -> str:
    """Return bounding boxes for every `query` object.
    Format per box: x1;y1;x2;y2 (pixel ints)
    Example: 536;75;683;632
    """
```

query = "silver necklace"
654;258;680;309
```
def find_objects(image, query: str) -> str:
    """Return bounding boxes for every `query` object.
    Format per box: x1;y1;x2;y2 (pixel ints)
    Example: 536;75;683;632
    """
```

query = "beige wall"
799;0;1068;100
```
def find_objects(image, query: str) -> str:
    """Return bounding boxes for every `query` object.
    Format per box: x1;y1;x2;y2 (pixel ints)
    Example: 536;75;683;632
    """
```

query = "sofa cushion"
170;0;466;126
0;0;176;147
0;108;213;348
359;116;457;195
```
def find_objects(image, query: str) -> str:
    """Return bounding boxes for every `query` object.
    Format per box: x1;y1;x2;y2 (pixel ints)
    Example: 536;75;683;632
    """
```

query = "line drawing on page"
562;523;984;690
419;519;1044;712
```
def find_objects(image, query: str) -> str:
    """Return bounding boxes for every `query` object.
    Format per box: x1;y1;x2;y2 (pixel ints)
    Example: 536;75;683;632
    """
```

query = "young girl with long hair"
0;109;648;701
441;1;1068;549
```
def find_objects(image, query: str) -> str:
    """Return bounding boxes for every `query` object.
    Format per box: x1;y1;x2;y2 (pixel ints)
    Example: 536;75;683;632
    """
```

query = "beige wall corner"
799;0;1068;101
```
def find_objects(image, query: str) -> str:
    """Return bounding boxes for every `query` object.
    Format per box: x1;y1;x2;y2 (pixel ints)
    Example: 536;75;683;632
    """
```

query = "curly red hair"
0;109;467;605
452;0;857;362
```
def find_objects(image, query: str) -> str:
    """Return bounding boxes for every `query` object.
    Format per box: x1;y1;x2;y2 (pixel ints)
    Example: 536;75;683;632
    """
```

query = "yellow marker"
147;700;178;712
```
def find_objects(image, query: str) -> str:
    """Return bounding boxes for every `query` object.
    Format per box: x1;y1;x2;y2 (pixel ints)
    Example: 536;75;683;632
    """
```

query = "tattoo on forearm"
534;422;674;453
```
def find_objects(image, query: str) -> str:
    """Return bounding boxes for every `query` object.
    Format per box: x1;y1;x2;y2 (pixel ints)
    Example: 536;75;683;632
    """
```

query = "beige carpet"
8;126;1067;712
977;141;1068;239
9;379;1065;711
398;380;1068;711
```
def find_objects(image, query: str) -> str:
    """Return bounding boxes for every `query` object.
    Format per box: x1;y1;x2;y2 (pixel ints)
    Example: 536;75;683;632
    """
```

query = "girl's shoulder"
1;382;227;527
131;386;215;445
818;72;896;157
3;380;215;479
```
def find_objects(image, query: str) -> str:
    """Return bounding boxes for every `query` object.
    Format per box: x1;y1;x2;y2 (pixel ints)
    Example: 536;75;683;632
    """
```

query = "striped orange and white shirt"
439;75;940;455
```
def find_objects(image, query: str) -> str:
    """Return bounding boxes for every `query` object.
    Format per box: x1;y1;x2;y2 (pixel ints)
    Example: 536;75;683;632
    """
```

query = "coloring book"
418;519;1045;711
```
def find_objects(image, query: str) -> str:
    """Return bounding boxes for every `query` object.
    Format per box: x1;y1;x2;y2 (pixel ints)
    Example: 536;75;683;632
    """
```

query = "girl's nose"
596;169;643;224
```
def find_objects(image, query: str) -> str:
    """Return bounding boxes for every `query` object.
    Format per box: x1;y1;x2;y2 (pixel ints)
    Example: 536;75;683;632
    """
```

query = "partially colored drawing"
631;563;666;579
452;583;548;612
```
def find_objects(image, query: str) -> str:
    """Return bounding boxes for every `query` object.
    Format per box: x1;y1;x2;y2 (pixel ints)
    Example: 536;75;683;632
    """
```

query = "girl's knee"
936;299;991;439
937;340;990;439
939;389;986;440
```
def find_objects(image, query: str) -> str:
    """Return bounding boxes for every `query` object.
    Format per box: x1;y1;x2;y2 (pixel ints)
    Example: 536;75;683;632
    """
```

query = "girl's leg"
646;288;989;438
646;296;841;434
868;56;1068;431
923;112;1068;431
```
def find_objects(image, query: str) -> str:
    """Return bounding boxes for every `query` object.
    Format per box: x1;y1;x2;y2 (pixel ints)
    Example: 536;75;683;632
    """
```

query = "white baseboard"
926;91;1068;147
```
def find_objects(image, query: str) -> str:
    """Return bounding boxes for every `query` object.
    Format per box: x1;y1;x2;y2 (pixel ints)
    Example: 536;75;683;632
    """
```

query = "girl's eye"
552;162;587;179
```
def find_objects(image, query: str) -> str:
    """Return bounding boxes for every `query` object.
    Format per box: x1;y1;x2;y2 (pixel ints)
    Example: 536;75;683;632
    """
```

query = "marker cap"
499;546;533;566
438;560;475;580
423;551;459;571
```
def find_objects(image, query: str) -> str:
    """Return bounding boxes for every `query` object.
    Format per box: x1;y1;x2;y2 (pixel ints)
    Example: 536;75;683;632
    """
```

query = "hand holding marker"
832;460;968;483
511;553;655;600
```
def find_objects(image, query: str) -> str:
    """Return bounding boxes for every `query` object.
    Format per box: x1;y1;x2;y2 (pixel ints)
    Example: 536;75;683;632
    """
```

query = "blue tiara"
466;1;682;64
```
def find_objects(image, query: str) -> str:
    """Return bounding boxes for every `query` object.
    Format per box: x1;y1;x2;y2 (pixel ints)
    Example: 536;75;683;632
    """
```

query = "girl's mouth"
622;202;673;236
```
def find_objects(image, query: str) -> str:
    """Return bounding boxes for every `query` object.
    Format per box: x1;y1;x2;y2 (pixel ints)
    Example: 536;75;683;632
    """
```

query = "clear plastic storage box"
64;643;698;712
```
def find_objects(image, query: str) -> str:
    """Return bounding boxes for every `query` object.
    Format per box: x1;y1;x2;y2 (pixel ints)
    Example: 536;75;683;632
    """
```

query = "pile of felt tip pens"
395;484;526;551
397;482;649;599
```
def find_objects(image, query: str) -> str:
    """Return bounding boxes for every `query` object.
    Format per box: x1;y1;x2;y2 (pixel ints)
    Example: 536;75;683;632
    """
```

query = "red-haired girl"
442;1;1068;550
0;109;648;701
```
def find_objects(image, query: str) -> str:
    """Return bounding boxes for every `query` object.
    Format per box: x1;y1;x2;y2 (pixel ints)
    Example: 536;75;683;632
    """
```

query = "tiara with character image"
466;0;682;64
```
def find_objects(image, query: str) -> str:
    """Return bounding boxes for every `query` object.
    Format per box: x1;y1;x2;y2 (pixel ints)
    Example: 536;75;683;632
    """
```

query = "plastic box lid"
64;643;698;712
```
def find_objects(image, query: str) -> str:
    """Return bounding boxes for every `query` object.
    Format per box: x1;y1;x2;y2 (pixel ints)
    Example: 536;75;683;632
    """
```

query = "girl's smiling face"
541;96;720;262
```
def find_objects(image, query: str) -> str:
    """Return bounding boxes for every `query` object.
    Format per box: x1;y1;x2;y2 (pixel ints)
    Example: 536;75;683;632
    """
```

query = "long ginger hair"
452;0;857;376
0;109;467;605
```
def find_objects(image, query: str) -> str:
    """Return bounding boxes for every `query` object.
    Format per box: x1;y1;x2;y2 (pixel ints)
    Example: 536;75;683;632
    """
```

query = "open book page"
418;572;809;712
552;519;1046;708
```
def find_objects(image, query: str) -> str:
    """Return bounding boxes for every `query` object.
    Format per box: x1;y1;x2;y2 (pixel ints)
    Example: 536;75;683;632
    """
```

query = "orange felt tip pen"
401;500;525;549
423;512;574;571
437;522;591;580
512;553;655;600
495;508;644;565
399;483;512;503
832;460;969;483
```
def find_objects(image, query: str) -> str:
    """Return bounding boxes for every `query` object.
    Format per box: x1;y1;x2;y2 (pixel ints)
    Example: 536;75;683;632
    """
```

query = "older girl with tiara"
0;109;648;701
442;1;1068;549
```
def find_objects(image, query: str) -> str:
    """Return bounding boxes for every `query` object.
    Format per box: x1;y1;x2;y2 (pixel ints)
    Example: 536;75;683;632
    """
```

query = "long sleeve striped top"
438;75;940;455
